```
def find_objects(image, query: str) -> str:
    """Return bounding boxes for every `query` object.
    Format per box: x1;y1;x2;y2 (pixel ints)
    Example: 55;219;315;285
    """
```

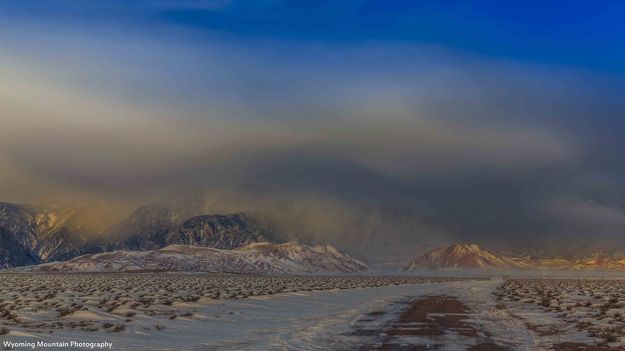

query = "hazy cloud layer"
2;4;625;257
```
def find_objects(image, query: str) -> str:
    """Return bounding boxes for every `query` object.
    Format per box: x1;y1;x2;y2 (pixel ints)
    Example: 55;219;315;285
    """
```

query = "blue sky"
3;0;625;71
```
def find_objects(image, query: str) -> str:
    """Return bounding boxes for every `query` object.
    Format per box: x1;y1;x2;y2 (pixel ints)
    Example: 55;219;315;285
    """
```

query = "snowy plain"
1;278;526;351
4;274;625;350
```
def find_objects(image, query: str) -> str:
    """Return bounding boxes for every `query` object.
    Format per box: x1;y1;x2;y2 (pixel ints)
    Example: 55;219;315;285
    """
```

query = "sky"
2;0;625;257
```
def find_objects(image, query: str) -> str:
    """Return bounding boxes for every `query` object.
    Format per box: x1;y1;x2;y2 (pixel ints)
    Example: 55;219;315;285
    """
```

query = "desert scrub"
110;324;126;333
183;295;200;302
57;307;77;317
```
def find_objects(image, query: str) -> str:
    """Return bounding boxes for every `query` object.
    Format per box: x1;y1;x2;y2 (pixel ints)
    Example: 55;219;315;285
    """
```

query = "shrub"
111;324;126;333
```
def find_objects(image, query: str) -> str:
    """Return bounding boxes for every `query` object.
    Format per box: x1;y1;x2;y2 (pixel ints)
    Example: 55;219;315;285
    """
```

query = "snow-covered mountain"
236;242;368;273
33;242;369;274
0;198;284;267
406;243;625;271
0;202;112;265
0;227;39;268
0;203;39;267
102;210;277;251
406;243;532;270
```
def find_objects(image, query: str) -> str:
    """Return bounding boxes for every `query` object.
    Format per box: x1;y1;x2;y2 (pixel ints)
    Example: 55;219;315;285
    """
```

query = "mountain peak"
406;243;525;270
447;243;482;252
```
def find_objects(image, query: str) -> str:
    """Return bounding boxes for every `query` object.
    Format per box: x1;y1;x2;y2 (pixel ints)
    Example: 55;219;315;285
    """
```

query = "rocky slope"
0;202;112;265
0;227;39;268
102;210;276;251
0;203;38;249
33;242;369;273
0;198;283;267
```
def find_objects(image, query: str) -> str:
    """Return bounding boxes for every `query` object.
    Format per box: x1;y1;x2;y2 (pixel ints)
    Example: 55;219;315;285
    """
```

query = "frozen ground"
0;274;461;350
496;279;625;350
2;274;625;350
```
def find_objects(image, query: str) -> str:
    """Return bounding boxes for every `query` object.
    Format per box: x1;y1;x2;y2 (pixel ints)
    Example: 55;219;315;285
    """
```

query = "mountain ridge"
406;243;625;271
0;202;112;264
0;200;347;270
100;209;280;252
31;242;368;274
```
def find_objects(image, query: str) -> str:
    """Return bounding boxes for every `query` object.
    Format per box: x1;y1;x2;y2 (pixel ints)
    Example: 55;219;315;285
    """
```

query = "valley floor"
2;274;625;350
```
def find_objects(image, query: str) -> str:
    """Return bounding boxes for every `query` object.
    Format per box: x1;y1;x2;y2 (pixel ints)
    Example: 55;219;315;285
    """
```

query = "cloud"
543;197;625;229
2;13;625;257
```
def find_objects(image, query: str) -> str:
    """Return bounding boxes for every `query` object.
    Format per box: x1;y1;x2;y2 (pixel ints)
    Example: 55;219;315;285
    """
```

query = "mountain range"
0;199;283;267
406;243;625;271
6;198;625;273
101;208;278;252
31;242;368;274
0;200;368;273
0;202;112;266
